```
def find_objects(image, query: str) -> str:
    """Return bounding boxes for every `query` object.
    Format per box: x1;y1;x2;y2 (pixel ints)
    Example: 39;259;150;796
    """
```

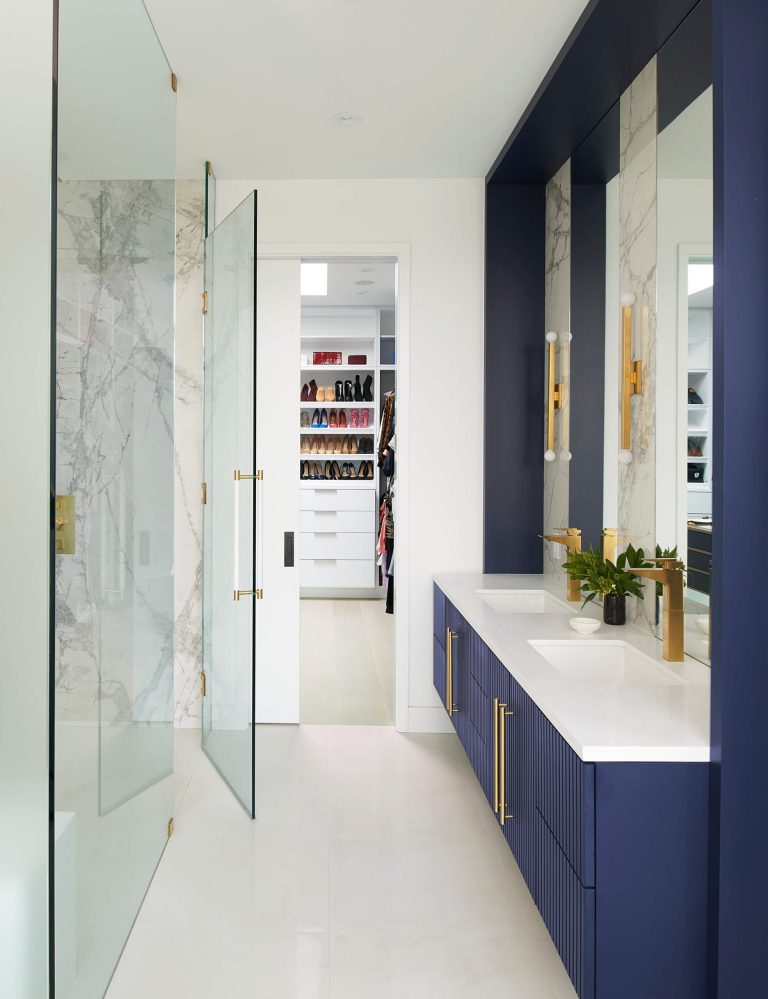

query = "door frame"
258;242;411;732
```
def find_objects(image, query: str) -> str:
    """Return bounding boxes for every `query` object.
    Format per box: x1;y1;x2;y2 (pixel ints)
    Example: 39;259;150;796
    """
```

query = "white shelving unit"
687;306;713;517
299;305;395;594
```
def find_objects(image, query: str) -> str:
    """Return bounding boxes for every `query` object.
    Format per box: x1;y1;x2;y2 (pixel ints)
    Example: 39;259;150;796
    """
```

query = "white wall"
0;2;53;994
656;179;713;549
217;179;486;731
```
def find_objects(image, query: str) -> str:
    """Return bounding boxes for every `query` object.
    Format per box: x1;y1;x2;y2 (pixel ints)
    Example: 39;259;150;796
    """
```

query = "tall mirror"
657;71;713;664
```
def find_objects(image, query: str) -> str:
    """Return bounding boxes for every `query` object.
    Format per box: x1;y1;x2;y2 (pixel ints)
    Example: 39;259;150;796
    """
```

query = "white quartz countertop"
434;573;711;763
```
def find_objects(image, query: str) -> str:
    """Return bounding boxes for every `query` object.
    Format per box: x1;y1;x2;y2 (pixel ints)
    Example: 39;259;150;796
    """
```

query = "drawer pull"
498;701;515;826
445;628;459;715
493;697;500;814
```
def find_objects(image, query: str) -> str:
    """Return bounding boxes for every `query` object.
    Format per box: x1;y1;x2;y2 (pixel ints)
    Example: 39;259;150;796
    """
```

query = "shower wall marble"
174;180;205;727
617;58;658;630
543;161;572;581
55;179;176;795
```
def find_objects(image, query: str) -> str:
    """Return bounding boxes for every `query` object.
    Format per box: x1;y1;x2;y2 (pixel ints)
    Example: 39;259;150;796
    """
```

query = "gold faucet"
629;558;685;662
542;528;582;602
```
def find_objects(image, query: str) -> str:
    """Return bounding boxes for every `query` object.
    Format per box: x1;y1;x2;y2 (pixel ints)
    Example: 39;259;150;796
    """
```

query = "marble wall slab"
618;58;658;630
174;180;205;727
543;161;572;581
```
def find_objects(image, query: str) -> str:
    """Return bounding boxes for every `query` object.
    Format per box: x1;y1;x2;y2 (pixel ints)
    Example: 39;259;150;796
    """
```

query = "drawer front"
301;509;375;533
687;527;712;554
687;567;710;595
534;707;595;887
300;558;375;588
536;811;595;999
433;584;446;647
687;547;712;574
300;486;375;512
433;634;447;708
300;531;374;559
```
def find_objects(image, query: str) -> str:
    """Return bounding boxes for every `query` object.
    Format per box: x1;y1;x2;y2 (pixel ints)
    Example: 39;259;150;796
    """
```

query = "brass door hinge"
167;817;174;838
206;160;213;176
234;588;263;601
171;72;178;93
201;481;207;505
201;671;206;697
202;290;208;315
55;495;76;555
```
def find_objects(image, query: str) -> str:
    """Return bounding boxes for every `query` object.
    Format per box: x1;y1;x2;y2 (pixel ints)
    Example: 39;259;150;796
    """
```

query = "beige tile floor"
300;599;394;725
106;727;577;999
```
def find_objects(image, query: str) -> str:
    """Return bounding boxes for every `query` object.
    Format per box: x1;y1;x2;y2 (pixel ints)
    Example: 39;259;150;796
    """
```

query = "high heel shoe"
332;461;341;480
334;436;343;455
354;375;363;402
341;435;349;454
344;380;353;402
350;410;359;429
335;380;344;402
329;409;338;429
360;409;369;429
300;461;309;480
324;461;332;479
317;385;326;403
341;463;350;480
309;436;318;455
301;411;310;428
362;374;373;402
350;437;358;455
308;379;318;402
311;408;321;428
320;408;328;428
339;409;348;429
326;385;335;402
301;436;310;454
348;463;358;480
301;383;309;402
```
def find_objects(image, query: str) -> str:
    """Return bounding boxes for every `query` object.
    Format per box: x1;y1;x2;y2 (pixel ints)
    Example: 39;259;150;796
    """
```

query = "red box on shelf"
313;351;342;365
348;355;367;365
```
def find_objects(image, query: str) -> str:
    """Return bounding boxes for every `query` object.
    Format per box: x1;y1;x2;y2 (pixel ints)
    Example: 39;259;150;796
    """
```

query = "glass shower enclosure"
54;0;176;995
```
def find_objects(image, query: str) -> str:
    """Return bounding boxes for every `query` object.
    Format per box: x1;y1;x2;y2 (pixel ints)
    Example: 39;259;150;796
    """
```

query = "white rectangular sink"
528;640;684;686
477;590;569;614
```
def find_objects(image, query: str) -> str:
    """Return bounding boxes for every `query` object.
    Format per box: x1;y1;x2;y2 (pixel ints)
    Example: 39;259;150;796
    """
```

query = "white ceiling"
302;260;397;307
143;0;590;179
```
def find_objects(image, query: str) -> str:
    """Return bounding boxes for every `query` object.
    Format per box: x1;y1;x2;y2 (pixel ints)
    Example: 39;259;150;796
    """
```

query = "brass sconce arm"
619;293;643;464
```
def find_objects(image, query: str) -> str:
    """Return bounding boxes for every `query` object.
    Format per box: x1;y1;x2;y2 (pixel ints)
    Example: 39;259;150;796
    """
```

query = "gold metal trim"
55;495;76;555
445;628;458;715
202;290;208;315
256;588;264;599
620;295;643;454
493;697;500;814
498;703;515;826
201;671;206;697
201;481;207;505
545;332;562;458
167;818;174;837
206;160;213;176
170;73;177;93
256;469;264;480
234;589;256;601
234;469;255;480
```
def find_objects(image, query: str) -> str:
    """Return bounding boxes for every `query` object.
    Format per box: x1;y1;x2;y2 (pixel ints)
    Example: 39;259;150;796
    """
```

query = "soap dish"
569;617;601;636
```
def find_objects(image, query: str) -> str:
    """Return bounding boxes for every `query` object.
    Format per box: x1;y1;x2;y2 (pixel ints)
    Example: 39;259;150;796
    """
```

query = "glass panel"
55;0;176;995
205;160;217;237
202;192;257;816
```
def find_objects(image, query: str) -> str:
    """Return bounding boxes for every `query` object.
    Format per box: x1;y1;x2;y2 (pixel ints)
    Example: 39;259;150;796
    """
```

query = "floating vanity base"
434;578;709;999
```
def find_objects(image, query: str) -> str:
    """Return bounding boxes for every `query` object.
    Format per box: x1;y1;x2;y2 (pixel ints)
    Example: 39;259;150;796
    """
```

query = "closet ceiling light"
331;112;362;125
301;262;328;296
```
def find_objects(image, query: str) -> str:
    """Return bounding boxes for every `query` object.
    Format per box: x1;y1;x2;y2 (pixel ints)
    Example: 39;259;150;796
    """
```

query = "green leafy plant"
562;544;650;608
655;544;686;597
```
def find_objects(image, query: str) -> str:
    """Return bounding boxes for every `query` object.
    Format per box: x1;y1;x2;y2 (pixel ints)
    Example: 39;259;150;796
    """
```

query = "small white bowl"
695;616;710;635
569;617;601;636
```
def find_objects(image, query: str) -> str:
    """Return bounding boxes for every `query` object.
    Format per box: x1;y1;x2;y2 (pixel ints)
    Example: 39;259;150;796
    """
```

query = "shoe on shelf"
301;411;310;428
344;380;353;402
309;436;318;454
350;437;358;455
324;461;332;479
335;380;344;402
354;375;363;402
300;461;308;480
317;385;326;403
360;409;369;429
301;383;309;402
320;408;329;428
333;436;342;455
341;435;349;454
688;387;704;405
332;461;341;480
350;410;359;428
341;463;350;480
363;375;373;402
339;409;348;428
311;408;321;428
329;409;338;428
308;379;318;402
326;385;335;402
300;436;309;454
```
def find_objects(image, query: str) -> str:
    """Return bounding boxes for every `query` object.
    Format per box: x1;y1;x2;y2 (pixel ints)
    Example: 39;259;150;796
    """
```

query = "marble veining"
618;58;658;631
55;179;176;802
174;181;205;727
543;161;572;582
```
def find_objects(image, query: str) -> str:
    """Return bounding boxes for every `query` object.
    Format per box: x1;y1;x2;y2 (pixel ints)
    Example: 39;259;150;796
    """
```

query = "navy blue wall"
483;185;545;573
711;1;768;993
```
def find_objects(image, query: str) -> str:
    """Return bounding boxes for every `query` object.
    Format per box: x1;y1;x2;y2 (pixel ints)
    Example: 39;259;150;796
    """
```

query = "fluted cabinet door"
433;635;446;710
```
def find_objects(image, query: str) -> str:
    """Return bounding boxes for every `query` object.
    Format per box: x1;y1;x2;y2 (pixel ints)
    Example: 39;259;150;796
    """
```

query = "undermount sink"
528;640;684;686
476;590;569;614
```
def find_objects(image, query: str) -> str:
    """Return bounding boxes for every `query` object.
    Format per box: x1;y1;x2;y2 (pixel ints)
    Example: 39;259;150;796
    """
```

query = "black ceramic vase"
603;594;626;626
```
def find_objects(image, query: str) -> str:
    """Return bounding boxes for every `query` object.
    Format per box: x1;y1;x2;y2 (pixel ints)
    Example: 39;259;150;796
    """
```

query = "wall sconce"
545;331;572;463
619;293;643;464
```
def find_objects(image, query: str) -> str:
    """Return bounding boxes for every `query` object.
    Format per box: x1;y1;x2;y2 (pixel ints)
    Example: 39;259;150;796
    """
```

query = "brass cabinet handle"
445;628;459;715
545;331;561;462
498;701;515;827
493;697;500;814
619;292;643;463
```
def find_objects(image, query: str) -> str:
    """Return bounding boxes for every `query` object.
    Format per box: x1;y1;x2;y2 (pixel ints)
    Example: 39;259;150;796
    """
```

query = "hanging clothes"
377;391;395;465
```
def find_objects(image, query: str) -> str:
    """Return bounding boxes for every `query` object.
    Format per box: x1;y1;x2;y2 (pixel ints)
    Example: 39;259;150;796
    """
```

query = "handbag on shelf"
348;354;367;365
313;351;342;365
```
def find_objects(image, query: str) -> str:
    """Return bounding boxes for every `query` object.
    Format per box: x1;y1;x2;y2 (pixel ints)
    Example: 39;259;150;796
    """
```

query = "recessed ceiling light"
359;267;374;273
355;280;375;286
301;262;328;296
332;112;363;126
356;290;370;296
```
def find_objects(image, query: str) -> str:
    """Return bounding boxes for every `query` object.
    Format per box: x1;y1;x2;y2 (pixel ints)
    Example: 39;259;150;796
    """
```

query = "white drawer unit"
300;531;373;559
300;558;376;589
300;485;376;512
300;509;375;533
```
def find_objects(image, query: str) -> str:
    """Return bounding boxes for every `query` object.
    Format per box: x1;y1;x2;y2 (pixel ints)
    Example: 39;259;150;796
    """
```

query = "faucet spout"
541;528;582;602
629;559;685;661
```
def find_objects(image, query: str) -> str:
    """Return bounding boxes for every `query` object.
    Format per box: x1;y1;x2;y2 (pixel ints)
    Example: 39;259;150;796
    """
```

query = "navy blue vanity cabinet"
432;584;447;709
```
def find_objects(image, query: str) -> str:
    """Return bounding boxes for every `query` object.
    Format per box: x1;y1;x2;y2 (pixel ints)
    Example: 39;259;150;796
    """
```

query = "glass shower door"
202;192;258;817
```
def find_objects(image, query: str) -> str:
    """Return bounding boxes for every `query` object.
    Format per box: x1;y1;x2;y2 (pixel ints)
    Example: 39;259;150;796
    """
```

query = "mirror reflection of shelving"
687;276;713;518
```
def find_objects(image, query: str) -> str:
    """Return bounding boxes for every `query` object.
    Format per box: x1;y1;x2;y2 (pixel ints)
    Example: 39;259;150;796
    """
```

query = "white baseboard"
405;706;454;734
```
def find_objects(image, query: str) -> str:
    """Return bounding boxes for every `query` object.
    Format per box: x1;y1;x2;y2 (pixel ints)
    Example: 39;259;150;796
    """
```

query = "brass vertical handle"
493;697;500;814
619;293;642;463
545;332;561;462
445;628;458;715
498;702;515;826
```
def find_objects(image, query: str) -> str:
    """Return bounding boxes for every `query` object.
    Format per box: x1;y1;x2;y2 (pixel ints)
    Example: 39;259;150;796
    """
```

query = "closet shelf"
687;456;710;462
301;364;374;371
301;427;375;434
300;452;373;458
687;428;710;434
379;364;396;371
299;401;372;409
300;334;376;341
687;404;709;410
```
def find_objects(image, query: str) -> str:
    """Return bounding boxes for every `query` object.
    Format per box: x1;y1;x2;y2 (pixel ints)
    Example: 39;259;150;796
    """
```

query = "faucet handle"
651;557;684;570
